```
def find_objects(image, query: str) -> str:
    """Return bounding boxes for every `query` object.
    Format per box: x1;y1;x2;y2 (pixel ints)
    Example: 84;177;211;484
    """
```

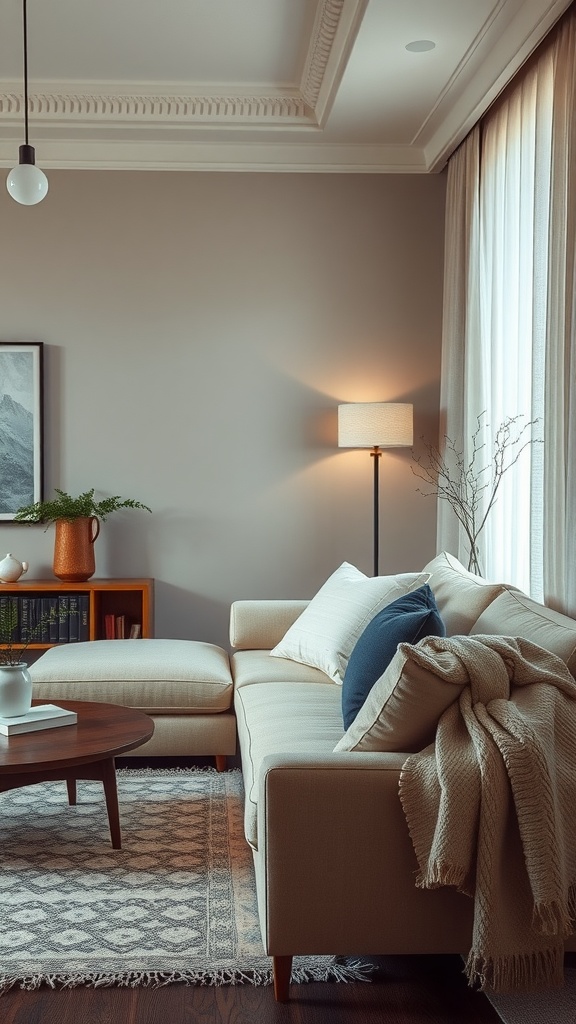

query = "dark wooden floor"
0;954;502;1024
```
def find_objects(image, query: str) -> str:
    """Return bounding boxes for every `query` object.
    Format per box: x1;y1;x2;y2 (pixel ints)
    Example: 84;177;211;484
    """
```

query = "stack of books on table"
0;704;78;736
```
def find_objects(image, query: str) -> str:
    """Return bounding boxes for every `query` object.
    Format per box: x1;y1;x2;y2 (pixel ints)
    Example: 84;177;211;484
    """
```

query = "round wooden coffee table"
0;699;154;849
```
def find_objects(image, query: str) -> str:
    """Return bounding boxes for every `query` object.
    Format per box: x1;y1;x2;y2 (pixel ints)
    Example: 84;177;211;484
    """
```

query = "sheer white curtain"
439;11;576;615
437;127;481;567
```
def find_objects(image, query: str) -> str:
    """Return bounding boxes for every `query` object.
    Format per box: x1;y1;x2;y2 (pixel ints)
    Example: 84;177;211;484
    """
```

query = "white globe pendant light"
6;0;48;206
7;146;48;205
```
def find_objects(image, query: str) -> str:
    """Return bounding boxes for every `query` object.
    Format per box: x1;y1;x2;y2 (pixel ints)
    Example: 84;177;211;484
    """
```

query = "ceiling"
0;0;572;174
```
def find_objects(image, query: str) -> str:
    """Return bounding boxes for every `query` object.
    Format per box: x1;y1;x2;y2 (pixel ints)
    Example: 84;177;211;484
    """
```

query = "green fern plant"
14;488;151;526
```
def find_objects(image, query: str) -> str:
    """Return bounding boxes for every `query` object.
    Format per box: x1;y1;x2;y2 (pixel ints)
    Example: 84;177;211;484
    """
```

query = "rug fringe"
292;957;377;985
0;958;374;994
115;766;242;778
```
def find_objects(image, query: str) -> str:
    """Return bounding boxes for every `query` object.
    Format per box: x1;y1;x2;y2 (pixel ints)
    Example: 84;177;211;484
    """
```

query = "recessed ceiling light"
405;40;436;52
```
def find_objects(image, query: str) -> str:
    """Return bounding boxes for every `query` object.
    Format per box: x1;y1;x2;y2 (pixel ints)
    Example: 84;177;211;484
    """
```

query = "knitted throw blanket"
398;634;576;992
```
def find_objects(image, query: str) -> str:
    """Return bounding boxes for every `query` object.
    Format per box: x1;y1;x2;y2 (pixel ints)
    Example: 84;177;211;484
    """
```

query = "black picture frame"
0;341;44;520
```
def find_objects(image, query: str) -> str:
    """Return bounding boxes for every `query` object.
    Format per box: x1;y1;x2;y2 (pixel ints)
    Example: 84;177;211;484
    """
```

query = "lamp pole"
370;447;382;576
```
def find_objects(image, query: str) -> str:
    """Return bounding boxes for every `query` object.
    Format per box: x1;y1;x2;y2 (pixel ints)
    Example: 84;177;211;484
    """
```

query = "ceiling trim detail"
300;0;368;120
0;138;426;173
0;0;368;134
0;0;569;174
0;88;314;127
301;0;346;107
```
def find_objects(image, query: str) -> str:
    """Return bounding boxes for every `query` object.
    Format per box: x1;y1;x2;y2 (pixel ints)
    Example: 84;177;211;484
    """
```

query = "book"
0;596;12;639
58;596;69;642
115;614;125;639
40;597;52;643
68;595;80;642
30;597;41;640
19;596;30;643
129;623;142;639
104;613;116;640
9;596;19;641
0;703;78;736
48;596;59;643
79;594;90;641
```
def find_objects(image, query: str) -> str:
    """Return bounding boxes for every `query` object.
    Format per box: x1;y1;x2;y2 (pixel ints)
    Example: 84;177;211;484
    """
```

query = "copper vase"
53;517;100;582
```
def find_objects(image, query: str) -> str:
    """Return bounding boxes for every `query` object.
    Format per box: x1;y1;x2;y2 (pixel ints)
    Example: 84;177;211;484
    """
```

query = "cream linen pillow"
334;638;466;752
422;550;512;635
270;561;430;684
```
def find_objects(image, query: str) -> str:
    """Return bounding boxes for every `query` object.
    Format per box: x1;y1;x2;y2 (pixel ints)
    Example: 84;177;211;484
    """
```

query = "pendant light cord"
22;0;29;146
7;0;48;202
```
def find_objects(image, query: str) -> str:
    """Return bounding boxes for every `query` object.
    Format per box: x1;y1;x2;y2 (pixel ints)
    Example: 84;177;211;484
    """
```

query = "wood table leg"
215;755;227;772
66;778;77;805
100;757;122;849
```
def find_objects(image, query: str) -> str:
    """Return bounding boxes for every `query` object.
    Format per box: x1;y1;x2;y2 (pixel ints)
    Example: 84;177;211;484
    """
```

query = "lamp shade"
338;403;413;448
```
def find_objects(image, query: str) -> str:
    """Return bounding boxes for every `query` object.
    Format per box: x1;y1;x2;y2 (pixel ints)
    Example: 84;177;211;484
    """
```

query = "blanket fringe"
533;898;573;937
0;958;375;996
465;945;566;994
415;860;470;893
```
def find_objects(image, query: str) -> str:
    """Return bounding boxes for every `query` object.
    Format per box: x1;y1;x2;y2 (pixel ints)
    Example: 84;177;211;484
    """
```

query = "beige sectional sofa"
230;552;576;1001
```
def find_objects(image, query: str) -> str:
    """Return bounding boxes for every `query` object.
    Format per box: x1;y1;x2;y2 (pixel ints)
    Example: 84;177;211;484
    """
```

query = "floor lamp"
338;402;414;576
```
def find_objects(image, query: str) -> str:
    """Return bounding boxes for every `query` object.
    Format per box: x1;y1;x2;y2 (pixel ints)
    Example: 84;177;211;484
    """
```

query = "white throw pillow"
270;561;430;684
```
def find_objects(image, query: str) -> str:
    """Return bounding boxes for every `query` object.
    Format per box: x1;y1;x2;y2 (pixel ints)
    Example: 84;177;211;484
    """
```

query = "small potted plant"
14;488;152;582
0;601;46;716
0;600;40;666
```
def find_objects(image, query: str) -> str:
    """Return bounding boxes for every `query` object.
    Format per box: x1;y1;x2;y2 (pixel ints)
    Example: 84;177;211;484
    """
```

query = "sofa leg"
215;755;227;772
273;955;292;1002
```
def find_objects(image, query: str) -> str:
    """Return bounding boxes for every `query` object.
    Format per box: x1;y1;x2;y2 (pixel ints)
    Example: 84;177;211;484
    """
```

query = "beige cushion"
270;561;430;684
423;551;512;635
230;600;309;650
231;649;333;690
29;638;233;713
333;637;466;753
471;589;576;677
235;680;344;847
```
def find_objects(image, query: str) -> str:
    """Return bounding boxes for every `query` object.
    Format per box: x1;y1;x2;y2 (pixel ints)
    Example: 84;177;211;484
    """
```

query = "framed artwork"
0;342;44;520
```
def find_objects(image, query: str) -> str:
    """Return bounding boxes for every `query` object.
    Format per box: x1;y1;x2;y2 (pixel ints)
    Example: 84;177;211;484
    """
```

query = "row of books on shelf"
0;594;90;643
0;594;143;644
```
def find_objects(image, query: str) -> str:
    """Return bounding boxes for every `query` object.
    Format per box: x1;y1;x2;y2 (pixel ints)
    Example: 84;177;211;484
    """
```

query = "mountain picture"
0;344;43;519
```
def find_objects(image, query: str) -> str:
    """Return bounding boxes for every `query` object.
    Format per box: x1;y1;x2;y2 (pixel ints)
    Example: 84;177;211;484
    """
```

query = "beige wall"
0;170;446;647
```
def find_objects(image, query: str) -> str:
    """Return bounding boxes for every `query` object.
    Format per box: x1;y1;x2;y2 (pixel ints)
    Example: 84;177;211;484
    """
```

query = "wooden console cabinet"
0;578;154;652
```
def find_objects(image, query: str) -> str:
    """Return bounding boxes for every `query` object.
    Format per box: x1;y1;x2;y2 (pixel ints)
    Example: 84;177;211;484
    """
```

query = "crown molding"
0;138;426;173
0;0;368;149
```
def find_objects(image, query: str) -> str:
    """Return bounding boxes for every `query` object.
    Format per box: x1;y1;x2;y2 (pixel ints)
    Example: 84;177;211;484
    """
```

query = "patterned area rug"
0;768;369;993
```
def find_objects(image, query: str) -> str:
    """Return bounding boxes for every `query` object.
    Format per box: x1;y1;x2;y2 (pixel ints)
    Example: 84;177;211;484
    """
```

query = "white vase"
0;663;33;718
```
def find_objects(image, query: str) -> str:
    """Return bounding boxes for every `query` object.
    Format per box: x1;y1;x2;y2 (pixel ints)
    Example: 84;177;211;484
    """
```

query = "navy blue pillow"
341;584;446;730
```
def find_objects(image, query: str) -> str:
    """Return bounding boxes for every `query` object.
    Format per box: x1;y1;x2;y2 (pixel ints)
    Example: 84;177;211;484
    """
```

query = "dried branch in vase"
411;413;541;575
